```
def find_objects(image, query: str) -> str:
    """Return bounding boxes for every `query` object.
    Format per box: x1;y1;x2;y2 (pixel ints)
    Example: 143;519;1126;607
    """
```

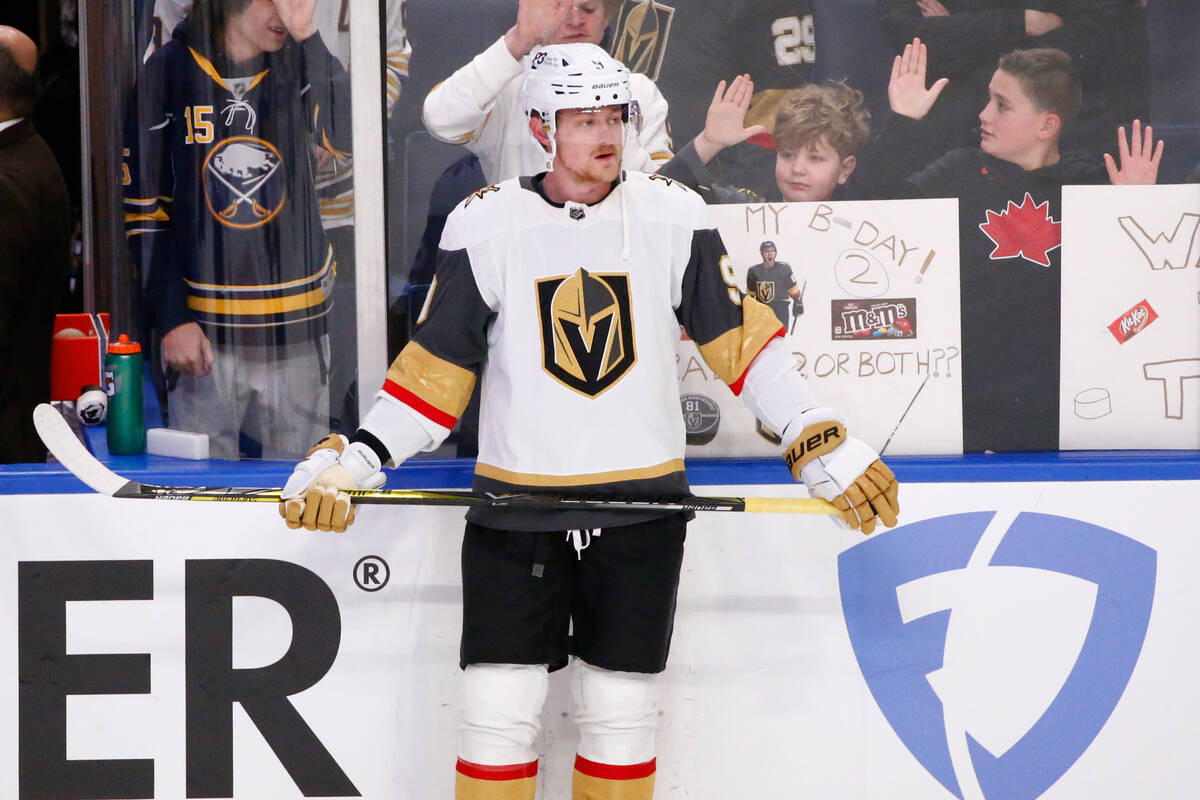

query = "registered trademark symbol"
353;555;390;592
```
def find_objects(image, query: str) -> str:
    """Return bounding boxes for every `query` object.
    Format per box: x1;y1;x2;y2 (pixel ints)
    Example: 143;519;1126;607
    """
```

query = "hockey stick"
879;373;930;457
33;404;837;515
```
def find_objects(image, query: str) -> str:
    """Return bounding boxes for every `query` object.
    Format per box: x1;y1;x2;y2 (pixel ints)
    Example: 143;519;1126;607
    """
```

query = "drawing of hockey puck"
681;393;720;445
1074;387;1112;419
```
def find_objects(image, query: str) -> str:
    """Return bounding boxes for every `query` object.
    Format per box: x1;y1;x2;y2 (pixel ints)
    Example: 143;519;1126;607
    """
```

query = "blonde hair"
774;80;871;159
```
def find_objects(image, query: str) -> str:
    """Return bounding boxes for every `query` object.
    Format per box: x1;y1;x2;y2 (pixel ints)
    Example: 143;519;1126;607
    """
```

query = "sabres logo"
536;269;637;397
202;137;286;228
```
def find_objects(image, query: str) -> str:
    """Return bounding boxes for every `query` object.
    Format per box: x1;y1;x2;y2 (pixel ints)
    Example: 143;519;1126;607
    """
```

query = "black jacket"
0;119;71;462
904;143;1107;452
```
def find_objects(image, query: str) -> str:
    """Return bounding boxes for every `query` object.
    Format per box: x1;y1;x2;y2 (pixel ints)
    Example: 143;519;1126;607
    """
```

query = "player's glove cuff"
782;408;847;481
783;411;900;535
340;440;385;488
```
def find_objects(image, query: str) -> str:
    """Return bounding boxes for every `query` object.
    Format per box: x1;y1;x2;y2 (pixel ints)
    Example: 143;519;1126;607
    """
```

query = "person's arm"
874;0;1027;76
1031;0;1125;81
383;0;411;113
0;173;28;351
690;74;766;167
421;37;526;147
422;0;567;145
280;206;494;531
124;50;211;377
655;75;764;196
278;0;354;157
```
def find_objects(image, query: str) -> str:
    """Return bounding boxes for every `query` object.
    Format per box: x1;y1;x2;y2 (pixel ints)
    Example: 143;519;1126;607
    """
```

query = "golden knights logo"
465;184;500;207
536;269;637;397
610;0;674;81
202;137;286;228
755;282;777;304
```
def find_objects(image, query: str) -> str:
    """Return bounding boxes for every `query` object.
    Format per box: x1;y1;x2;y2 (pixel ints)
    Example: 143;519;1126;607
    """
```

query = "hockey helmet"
523;43;637;171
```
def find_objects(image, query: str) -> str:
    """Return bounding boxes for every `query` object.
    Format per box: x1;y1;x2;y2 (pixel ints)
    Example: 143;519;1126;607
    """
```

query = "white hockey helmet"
523;43;637;171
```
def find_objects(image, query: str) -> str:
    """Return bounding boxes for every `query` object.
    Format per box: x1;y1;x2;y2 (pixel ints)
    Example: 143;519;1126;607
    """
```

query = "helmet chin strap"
537;114;557;173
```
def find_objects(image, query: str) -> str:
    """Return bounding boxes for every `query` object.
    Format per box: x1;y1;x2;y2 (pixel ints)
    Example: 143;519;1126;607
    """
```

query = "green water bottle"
104;334;145;454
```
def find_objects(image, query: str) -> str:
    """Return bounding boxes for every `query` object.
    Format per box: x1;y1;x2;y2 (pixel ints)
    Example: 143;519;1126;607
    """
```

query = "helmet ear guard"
522;43;635;173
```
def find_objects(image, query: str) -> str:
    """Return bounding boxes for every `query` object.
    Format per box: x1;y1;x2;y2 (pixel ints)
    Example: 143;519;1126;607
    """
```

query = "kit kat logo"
1107;299;1158;344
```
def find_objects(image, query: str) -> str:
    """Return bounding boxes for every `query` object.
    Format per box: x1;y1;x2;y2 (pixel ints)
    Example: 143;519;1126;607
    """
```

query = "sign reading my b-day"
1060;184;1200;449
678;198;963;457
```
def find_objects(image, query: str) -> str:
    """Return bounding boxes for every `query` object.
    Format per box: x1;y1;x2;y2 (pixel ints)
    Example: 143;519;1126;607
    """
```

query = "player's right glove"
279;434;386;532
783;408;899;535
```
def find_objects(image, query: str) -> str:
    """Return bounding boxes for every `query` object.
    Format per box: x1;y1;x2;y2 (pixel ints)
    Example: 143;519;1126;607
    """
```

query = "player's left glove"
783;408;899;535
279;434;386;532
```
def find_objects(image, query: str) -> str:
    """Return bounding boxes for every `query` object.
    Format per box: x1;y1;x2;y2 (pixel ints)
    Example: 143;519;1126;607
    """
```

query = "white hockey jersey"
375;171;782;529
422;36;673;185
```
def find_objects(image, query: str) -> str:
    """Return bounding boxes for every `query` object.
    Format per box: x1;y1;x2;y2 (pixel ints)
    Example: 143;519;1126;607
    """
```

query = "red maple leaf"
978;192;1061;267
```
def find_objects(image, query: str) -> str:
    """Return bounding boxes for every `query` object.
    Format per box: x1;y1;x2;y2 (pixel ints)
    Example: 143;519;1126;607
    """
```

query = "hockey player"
124;0;353;458
279;43;899;800
422;0;673;183
745;240;803;327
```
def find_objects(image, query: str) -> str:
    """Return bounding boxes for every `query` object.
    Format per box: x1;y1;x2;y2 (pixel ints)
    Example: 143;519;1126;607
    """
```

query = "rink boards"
3;458;1199;799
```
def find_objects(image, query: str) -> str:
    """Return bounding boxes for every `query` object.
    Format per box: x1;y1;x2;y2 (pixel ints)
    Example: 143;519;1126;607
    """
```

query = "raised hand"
1105;119;1164;185
274;0;318;42
507;0;571;58
918;0;950;17
888;37;949;121
693;74;768;164
1024;9;1063;37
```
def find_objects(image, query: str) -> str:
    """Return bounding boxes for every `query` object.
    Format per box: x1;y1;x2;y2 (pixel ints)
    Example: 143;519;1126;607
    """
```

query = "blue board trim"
2;451;1198;495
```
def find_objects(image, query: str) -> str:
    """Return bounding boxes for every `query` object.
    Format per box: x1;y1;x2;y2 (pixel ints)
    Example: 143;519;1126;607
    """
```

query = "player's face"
775;137;856;203
979;70;1053;163
760;246;777;265
553;106;625;186
551;1;608;45
225;0;289;58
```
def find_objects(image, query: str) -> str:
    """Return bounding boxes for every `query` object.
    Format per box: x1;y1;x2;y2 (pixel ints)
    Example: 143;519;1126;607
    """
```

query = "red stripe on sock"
456;758;538;781
382;379;457;428
573;755;656;780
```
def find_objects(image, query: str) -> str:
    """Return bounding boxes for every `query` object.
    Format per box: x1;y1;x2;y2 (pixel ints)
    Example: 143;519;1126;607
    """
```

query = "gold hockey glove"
783;411;899;535
279;434;386;532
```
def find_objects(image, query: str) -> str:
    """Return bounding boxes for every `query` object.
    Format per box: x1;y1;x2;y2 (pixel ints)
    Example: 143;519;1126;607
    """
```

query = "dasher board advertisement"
6;476;1193;798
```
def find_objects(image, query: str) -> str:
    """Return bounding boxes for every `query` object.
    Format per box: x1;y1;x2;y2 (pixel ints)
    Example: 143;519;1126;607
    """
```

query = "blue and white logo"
839;512;1156;799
